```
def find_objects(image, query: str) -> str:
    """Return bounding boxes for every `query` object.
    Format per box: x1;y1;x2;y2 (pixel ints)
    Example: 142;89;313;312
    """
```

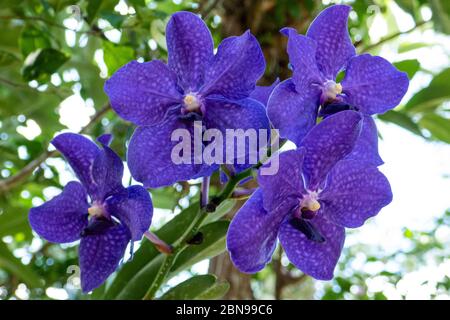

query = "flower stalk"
143;167;256;300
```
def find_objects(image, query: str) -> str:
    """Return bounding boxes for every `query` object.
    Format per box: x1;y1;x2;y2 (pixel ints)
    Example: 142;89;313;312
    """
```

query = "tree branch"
273;247;308;299
0;15;100;36
0;77;71;98
0;104;111;194
199;0;222;20
359;20;430;52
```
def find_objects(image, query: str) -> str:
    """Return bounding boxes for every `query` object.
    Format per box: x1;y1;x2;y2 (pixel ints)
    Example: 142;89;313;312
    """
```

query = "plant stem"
143;167;255;300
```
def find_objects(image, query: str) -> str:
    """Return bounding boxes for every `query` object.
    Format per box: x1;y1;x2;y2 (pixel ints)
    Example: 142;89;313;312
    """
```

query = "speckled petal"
29;181;88;243
166;11;214;91
105;186;153;241
300;110;362;189
127;113;216;188
91;141;125;201
306;4;355;79
203;97;270;166
320;160;392;228
267;79;319;146
250;78;280;106
79;223;130;292
51;133;99;193
227;190;284;273
104;60;182;126
258;149;306;212
342;54;409;115
347;115;383;166
279;215;345;280
202;31;265;99
281;27;324;92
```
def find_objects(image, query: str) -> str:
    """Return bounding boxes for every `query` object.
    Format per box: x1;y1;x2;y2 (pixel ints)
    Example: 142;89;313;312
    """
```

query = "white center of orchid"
183;93;201;112
88;203;105;218
301;191;321;212
322;80;343;102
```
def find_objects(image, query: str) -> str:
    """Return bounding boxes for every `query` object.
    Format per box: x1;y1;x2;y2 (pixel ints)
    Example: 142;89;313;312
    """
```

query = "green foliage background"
0;0;449;300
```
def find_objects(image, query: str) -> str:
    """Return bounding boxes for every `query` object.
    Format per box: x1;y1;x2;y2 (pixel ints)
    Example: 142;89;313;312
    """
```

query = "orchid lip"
319;101;359;118
289;218;325;243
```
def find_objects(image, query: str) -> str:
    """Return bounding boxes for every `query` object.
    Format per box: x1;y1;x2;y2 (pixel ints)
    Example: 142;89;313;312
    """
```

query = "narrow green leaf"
102;203;199;299
114;219;229;300
159;275;216;300
419;113;450;143
378;110;423;136
202;199;236;226
0;242;42;288
195;281;230;300
170;220;229;274
404;68;450;113
114;254;163;300
111;217;229;300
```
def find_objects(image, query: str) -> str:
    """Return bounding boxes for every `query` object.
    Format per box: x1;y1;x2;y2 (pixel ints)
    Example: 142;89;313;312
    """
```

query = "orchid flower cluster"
28;5;408;293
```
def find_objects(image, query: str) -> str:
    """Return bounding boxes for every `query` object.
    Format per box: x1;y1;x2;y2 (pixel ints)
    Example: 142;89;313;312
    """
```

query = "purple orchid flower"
104;11;270;188
220;78;280;183
227;111;393;279
29;133;153;292
267;4;409;166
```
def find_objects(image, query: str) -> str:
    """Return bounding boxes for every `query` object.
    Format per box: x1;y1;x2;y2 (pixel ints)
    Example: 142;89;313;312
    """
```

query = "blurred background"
0;0;449;300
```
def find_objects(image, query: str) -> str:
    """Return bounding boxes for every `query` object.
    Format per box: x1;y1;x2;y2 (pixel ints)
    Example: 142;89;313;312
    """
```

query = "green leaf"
103;41;135;76
159;274;219;300
128;0;146;7
102;203;199;299
19;26;52;57
202;198;236;226
0;209;30;237
114;220;229;300
170;220;229;274
404;68;450;113
114;252;163;299
196;281;230;300
393;59;420;79
151;187;181;210
86;0;104;24
100;13;127;29
419;113;450;143
0;242;42;288
378;110;423;136
22;48;69;81
109;215;229;300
